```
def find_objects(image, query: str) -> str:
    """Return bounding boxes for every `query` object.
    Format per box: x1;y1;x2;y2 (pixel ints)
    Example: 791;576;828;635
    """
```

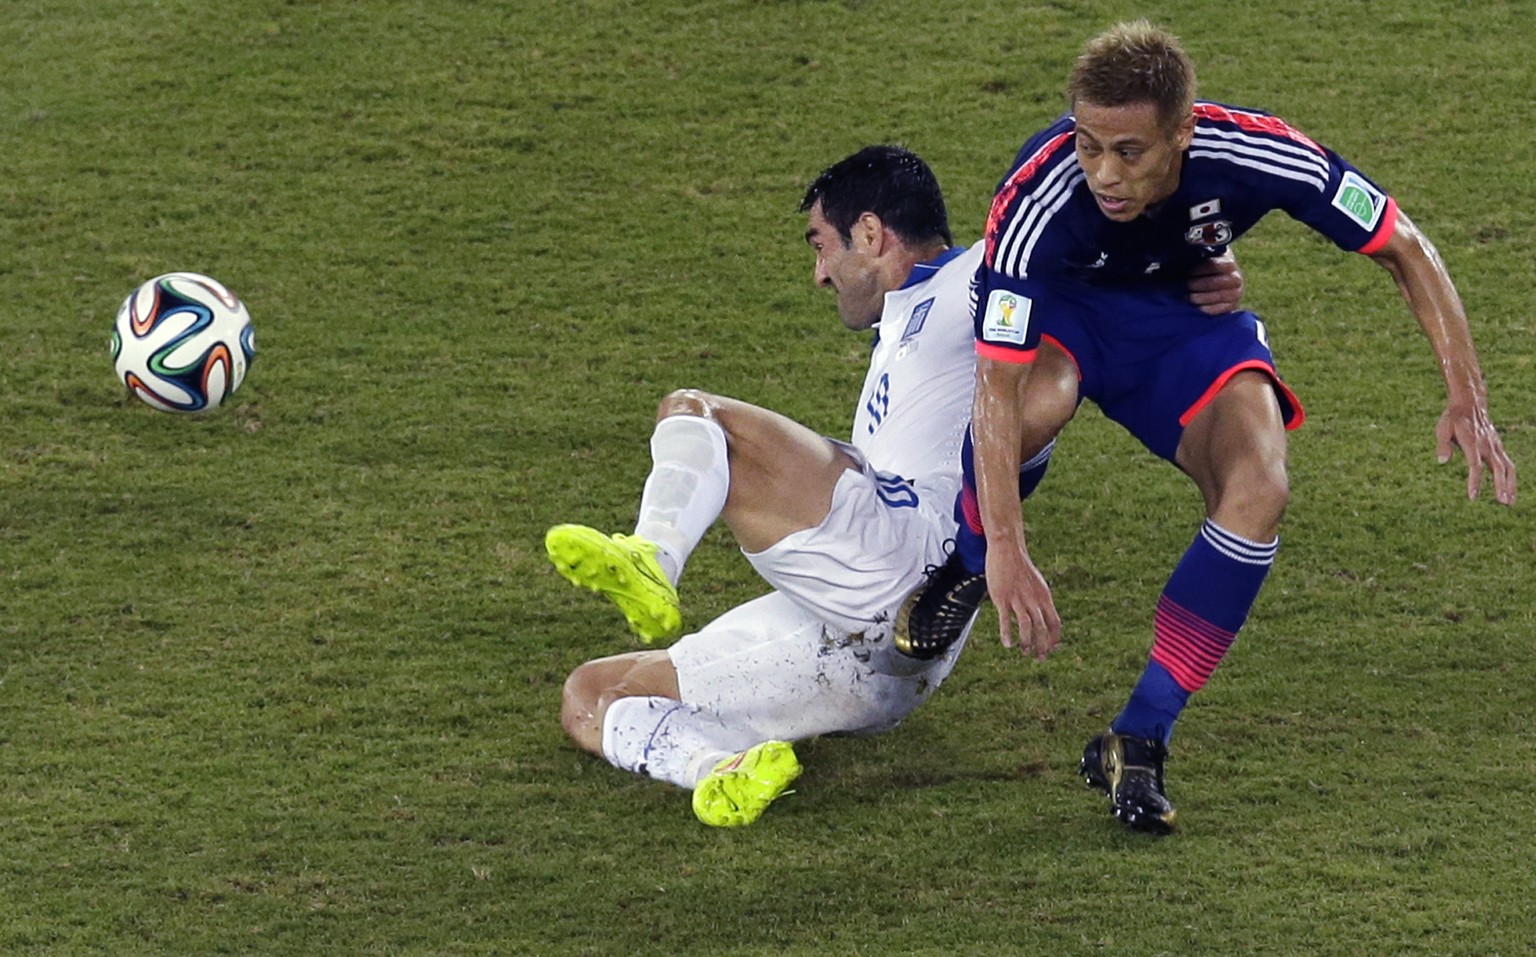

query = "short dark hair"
799;145;953;248
1069;20;1196;133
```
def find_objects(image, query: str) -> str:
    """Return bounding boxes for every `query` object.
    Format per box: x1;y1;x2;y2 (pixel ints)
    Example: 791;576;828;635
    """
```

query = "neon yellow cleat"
545;524;682;644
692;740;803;827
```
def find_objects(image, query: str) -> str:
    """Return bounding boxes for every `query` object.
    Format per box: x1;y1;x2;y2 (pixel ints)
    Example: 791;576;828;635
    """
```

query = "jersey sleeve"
1192;104;1398;255
973;122;1077;364
971;261;1041;364
1286;148;1399;255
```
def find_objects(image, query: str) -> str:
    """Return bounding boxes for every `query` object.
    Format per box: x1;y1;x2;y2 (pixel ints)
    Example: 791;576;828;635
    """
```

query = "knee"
1220;462;1290;537
656;388;717;422
1248;458;1290;517
561;652;677;754
560;663;609;754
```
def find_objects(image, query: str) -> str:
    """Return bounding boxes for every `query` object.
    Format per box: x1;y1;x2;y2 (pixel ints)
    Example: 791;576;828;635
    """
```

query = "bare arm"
972;355;1061;659
1368;211;1516;505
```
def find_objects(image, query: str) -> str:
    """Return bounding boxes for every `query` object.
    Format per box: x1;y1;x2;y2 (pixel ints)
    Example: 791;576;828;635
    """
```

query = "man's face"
1073;99;1195;222
805;202;886;330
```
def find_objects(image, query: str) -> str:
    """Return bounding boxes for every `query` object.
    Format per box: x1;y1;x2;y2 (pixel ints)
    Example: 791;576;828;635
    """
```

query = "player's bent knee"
656;388;718;422
560;651;681;755
560;663;610;754
1218;466;1290;537
1247;457;1290;511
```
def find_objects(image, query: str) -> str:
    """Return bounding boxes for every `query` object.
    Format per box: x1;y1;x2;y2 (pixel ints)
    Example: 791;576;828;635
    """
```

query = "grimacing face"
1073;99;1195;222
805;202;886;330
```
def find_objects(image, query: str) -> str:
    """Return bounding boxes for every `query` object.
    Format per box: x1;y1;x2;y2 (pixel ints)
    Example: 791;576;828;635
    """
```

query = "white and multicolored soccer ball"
111;272;256;413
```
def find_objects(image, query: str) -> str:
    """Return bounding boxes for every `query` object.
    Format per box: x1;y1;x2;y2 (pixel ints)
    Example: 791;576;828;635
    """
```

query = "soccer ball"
111;272;256;413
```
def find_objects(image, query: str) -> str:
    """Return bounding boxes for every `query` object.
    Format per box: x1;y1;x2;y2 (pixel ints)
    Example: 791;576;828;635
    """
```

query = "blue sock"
1112;520;1277;747
1112;661;1189;747
953;428;988;573
1017;438;1054;500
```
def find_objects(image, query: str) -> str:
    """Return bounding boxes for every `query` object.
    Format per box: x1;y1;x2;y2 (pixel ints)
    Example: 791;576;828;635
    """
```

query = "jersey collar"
898;246;965;290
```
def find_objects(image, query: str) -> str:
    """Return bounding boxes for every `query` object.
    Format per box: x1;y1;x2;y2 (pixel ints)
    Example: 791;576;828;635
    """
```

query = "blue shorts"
1035;283;1304;462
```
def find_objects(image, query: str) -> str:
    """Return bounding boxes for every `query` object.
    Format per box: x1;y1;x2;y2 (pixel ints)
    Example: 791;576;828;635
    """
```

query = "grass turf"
1;1;1531;953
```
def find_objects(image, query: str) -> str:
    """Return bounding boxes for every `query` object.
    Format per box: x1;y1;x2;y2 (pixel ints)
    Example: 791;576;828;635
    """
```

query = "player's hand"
1436;398;1517;505
1186;251;1244;316
985;543;1060;661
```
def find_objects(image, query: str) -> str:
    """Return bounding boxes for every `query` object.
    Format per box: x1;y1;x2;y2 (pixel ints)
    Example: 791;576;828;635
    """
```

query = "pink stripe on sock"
1149;595;1236;693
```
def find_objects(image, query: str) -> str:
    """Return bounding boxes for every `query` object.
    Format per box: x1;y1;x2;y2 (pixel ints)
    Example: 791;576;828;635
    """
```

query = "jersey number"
865;373;891;435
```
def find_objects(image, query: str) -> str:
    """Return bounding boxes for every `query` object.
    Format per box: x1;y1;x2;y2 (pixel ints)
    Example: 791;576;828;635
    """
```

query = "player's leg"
1175;369;1291;541
1088;368;1290;834
560;649;680;756
562;647;791;824
562;593;851;827
680;591;966;826
545;389;732;643
1117;369;1288;743
546;388;856;643
1064;296;1301;834
672;390;860;555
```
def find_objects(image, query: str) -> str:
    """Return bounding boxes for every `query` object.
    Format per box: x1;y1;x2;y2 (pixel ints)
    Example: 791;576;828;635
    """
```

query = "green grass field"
2;1;1532;953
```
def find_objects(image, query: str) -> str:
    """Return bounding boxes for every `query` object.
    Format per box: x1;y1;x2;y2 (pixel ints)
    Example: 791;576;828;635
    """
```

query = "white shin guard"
633;414;730;584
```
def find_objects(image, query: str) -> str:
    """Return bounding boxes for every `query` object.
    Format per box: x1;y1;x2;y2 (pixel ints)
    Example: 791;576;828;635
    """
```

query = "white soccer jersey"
850;242;981;487
669;243;984;747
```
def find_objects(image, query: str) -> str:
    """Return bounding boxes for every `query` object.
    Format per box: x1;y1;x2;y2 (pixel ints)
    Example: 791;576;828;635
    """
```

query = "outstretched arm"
1368;211;1517;505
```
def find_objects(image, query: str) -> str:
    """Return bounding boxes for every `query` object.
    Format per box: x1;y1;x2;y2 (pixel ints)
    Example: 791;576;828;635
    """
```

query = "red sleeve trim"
1356;197;1399;256
976;341;1037;364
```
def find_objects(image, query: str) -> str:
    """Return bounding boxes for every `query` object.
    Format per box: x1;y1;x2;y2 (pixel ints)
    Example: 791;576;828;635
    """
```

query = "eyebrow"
1080;129;1151;149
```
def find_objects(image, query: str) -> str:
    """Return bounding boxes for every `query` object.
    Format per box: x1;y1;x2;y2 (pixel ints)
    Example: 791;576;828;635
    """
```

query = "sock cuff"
651;414;728;469
1201;519;1278;565
600;695;683;773
598;696;639;768
1020;438;1056;473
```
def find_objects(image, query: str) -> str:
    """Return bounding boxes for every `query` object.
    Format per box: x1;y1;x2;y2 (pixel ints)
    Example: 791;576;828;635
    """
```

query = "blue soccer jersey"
975;101;1399;364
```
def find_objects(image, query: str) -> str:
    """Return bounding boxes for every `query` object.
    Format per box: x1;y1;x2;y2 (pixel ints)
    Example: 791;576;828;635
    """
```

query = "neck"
890;240;954;290
914;240;951;261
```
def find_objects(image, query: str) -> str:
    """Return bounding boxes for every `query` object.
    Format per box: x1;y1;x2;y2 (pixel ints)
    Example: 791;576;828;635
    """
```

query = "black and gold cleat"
1080;731;1178;835
893;551;987;659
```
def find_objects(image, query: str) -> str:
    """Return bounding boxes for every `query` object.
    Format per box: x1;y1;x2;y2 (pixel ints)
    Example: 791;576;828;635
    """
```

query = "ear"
1173;110;1197;151
852;211;886;254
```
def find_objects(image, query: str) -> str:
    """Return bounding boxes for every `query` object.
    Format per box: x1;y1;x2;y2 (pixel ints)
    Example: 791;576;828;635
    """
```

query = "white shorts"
742;446;960;635
668;591;970;739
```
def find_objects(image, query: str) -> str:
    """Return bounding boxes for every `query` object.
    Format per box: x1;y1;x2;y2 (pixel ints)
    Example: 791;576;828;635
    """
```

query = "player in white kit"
545;146;1243;827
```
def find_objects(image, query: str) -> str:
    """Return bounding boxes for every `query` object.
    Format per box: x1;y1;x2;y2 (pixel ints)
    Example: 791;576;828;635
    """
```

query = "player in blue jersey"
900;20;1517;834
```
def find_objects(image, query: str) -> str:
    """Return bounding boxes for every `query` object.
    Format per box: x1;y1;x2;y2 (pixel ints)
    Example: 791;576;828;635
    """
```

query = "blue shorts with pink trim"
992;281;1305;463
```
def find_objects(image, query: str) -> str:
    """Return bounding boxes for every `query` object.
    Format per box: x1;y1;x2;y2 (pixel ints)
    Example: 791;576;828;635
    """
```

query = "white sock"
599;695;757;790
633;415;729;585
